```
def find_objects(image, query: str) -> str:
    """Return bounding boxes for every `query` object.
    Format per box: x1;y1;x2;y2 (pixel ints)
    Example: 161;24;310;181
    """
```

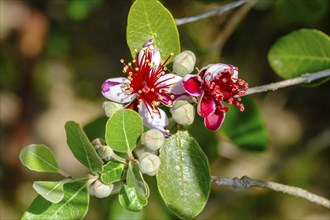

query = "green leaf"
19;144;60;173
65;121;103;173
221;96;268;151
275;0;328;23
127;0;180;62
105;109;143;153
22;181;89;220
126;161;149;199
157;129;211;219
118;185;147;212
32;180;69;203
100;161;125;184
109;198;144;220
268;29;330;79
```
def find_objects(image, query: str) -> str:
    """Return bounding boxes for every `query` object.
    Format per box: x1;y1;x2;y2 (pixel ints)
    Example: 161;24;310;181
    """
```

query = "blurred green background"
0;0;329;219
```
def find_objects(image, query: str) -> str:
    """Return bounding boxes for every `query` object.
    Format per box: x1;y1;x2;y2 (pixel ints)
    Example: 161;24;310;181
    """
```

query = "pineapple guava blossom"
182;64;248;130
101;40;186;132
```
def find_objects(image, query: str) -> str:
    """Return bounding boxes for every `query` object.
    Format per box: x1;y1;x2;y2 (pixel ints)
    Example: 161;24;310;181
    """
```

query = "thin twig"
244;69;330;96
175;0;249;26
212;176;330;209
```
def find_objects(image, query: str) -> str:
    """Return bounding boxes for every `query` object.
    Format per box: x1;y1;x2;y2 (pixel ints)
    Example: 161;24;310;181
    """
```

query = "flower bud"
173;50;196;76
170;100;195;125
96;145;114;161
91;138;106;150
89;180;113;198
139;152;160;176
102;101;123;118
141;129;165;151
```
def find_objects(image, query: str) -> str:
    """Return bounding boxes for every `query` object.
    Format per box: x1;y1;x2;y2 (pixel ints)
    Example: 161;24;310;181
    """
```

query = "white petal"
204;63;232;81
101;77;136;103
138;45;161;68
138;102;169;132
157;73;185;95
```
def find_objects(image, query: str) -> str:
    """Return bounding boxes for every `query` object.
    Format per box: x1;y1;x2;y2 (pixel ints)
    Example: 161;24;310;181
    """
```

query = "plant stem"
175;0;249;26
212;176;330;209
244;69;330;96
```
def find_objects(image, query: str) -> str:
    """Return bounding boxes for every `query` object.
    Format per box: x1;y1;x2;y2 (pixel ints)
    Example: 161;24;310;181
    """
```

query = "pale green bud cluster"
173;50;196;76
89;180;114;198
170;100;195;125
102;101;123;118
141;129;165;151
92;138;114;161
138;152;160;176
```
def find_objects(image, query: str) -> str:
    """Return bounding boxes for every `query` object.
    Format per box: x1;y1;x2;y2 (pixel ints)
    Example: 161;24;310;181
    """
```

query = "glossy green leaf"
109;198;144;220
105;109;143;153
268;29;330;79
32;180;69;203
275;0;328;23
127;0;180;62
100;161;125;184
65;121;103;173
118;185;147;212
221;96;268;151
22;181;89;220
19;144;60;173
157;129;211;219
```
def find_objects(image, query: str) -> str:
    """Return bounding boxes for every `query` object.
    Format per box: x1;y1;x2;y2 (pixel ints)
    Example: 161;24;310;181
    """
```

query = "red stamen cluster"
201;70;248;112
120;48;175;117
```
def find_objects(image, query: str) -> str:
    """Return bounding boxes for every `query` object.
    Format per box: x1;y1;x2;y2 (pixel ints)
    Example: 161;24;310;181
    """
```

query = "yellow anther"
137;105;140;109
128;62;132;66
120;59;124;63
151;88;155;92
138;90;142;94
170;95;175;99
135;67;139;71
170;52;174;56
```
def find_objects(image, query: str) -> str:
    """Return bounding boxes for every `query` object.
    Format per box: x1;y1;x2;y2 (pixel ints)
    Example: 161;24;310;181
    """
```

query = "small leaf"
221;96;268;151
127;0;180;62
65;121;103;173
268;29;330;79
19;144;60;173
22;181;89;220
32;180;69;203
118;185;147;212
157;129;211;219
105;109;143;153
126;161;149;199
100;161;125;184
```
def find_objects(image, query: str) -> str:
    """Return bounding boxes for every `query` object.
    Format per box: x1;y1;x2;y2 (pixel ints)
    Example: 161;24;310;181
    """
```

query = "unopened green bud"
173;50;196;76
91;138;106;150
170;100;195;125
139;152;160;176
89;180;113;198
141;129;165;151
96;145;114;161
102;101;123;118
